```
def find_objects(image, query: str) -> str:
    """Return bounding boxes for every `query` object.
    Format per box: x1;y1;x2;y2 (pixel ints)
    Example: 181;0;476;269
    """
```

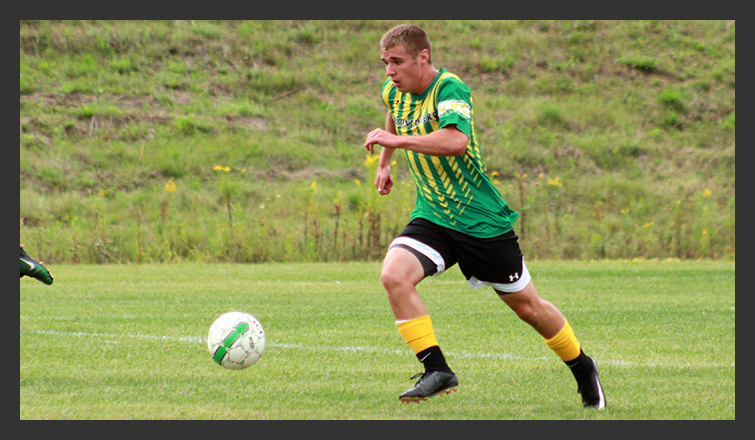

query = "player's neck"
414;66;440;95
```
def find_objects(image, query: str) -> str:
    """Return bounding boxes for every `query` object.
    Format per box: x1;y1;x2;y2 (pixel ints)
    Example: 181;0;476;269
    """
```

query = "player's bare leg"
497;280;565;339
380;247;427;321
497;281;605;409
381;247;458;403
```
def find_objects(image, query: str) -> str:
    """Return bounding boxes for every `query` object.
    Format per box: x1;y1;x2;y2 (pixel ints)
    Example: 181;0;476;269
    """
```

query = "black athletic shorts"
388;217;531;294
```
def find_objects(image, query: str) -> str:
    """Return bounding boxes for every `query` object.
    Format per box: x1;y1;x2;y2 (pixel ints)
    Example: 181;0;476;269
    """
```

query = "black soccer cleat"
20;245;54;285
574;356;606;410
399;370;458;403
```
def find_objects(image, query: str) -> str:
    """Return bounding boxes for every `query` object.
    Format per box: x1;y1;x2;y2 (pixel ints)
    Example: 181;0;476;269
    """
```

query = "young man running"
364;24;605;409
21;244;54;285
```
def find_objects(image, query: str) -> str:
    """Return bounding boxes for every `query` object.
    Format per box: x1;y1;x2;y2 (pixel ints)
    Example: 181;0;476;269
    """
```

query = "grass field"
19;260;734;420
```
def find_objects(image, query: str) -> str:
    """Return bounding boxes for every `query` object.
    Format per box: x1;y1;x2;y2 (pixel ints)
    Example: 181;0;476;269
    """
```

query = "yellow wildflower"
702;188;712;198
164;178;177;193
363;154;379;167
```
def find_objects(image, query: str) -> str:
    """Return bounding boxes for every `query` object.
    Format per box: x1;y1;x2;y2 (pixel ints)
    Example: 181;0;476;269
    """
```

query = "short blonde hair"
380;24;432;64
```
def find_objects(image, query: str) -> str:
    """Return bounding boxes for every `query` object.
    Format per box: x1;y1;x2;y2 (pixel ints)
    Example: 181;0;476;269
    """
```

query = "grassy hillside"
19;20;735;263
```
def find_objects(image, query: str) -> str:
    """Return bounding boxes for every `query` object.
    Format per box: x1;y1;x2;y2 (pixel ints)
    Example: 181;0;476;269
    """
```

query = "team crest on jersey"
438;100;471;120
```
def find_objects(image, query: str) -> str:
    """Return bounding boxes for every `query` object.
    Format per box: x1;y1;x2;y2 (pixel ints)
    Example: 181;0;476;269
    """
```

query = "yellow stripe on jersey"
432;156;457;202
406;152;434;204
462;155;483;187
417;155;448;209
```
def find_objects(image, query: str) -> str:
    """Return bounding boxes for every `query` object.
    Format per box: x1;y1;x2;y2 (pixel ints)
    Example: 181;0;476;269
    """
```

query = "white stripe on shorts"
388;236;446;275
467;259;531;293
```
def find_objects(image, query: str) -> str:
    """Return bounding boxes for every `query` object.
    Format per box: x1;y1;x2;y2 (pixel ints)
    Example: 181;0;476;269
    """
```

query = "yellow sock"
397;315;439;354
544;320;581;362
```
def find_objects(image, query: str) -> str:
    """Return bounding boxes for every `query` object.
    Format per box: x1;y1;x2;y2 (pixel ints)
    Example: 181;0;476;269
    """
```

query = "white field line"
20;328;734;369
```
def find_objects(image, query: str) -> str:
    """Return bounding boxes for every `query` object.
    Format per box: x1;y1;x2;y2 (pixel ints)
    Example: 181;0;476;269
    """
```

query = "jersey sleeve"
436;78;473;138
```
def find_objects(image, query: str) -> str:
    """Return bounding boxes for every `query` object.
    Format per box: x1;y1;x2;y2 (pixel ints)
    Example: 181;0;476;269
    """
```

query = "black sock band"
416;346;453;373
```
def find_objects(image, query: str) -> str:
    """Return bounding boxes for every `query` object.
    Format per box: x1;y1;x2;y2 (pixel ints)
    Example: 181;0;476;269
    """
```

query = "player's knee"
510;301;542;326
382;259;424;293
380;266;404;292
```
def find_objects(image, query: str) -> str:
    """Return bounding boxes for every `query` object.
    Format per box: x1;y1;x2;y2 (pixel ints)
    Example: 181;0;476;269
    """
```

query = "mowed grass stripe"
20;328;734;369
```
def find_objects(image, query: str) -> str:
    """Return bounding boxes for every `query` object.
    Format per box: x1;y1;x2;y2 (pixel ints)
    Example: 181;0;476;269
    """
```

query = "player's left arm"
365;124;468;157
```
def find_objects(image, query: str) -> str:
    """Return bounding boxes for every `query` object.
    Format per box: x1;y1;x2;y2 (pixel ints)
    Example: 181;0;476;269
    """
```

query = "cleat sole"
399;386;458;404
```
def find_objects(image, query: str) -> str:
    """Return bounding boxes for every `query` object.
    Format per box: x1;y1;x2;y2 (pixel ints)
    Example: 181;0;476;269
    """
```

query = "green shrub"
618;55;658;72
658;87;685;112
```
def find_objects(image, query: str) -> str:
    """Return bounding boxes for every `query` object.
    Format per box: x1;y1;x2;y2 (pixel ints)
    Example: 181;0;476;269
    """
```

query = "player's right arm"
373;112;396;195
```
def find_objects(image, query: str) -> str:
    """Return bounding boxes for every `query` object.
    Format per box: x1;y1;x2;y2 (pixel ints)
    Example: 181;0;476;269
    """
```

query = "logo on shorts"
509;273;519;282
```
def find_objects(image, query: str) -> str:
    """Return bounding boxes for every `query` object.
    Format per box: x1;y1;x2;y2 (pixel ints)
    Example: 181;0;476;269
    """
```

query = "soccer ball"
207;311;266;370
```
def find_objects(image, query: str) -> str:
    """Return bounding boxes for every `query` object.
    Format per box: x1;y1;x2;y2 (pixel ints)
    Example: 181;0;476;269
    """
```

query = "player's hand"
375;165;394;196
364;128;398;155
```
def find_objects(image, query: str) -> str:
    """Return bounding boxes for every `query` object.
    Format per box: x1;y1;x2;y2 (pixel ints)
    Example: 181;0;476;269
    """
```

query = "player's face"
381;44;426;94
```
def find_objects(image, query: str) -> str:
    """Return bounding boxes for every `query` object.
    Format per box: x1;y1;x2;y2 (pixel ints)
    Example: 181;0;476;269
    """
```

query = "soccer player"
364;24;605;409
20;244;54;285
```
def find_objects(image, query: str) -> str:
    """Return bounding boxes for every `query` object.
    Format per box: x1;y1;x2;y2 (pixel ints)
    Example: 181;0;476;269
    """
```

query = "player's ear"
419;49;431;64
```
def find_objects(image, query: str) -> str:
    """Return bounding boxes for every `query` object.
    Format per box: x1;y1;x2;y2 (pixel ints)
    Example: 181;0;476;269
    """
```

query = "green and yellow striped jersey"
381;68;519;238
